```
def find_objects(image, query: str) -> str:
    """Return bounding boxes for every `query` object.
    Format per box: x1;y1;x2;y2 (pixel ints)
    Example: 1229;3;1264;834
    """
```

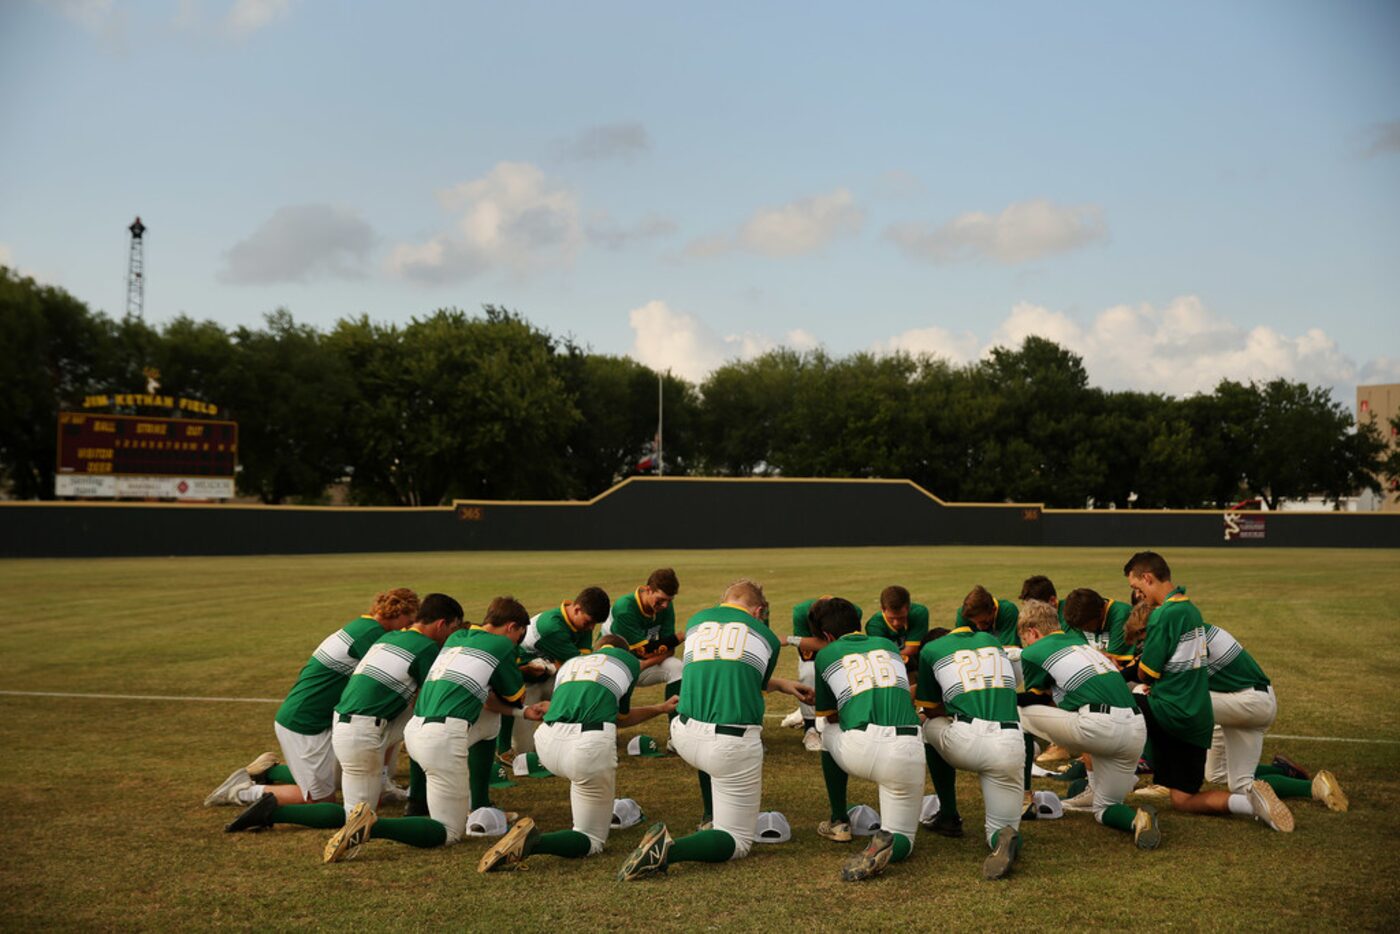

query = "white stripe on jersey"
1164;626;1207;673
424;646;502;702
681;621;774;677
931;646;1016;699
821;648;910;708
554;652;636;700
311;628;357;676
521;613;544;654
353;641;419;701
1205;625;1244;674
1039;643;1117;706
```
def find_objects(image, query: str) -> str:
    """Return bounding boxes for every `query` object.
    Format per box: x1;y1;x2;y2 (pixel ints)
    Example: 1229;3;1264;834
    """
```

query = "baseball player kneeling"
1016;600;1159;848
811;597;924;881
477;634;679;871
917;608;1026;880
618;579;814;880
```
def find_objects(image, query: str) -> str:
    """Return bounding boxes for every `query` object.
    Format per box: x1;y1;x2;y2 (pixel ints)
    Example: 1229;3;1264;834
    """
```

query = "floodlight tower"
126;216;146;319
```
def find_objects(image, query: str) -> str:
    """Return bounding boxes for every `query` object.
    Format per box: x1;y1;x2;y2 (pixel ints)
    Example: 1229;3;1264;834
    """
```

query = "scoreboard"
55;412;238;499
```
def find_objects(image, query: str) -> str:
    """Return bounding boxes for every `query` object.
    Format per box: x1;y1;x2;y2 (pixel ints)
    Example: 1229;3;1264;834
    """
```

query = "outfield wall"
3;477;1398;557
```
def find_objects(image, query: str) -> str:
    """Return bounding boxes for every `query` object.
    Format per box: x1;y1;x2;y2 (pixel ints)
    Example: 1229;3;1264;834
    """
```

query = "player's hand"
789;682;816;704
522;701;550;721
660;696;680;713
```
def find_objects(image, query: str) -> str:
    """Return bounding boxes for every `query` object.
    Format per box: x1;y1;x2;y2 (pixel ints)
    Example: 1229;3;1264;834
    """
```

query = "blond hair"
1016;599;1060;641
723;578;766;614
1123;601;1153;646
370;587;420;622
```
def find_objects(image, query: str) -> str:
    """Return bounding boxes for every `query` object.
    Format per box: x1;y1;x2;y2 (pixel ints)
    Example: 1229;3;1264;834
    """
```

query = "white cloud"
686;189;864;258
220;204;374;284
224;0;292;37
886;198;1106;265
388;162;581;284
627;300;817;383
879;295;1389;398
557;123;649;162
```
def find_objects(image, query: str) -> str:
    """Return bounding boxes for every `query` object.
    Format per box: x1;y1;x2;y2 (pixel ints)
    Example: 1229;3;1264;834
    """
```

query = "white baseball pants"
331;708;413;812
1207;687;1277;794
273;721;340;801
402;711;501;845
635;655;684;687
510;681;554;755
1019;705;1146;821
534;721;618;854
823;724;924;844
796;659;817;721
670;716;764;859
922;716;1025;846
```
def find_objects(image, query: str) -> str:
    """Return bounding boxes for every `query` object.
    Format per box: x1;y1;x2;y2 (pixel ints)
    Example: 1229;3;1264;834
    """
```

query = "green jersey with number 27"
916;627;1019;722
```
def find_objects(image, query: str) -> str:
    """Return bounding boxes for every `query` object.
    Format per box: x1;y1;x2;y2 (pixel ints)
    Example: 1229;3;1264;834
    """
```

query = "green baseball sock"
1023;734;1035;791
698;771;714;822
1258;774;1313;799
370;816;447;848
261;764;296;785
821;751;849;824
664;681;681;721
669;829;736;863
1254;764;1285;778
1101;803;1136;833
530;830;592;858
497;717;515;755
269;803;345;829
408;758;427;809
924;745;960;819
469;739;495;810
891;832;913;863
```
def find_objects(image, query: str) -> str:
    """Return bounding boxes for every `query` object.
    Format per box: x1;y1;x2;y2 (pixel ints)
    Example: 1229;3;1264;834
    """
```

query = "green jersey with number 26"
814;633;919;730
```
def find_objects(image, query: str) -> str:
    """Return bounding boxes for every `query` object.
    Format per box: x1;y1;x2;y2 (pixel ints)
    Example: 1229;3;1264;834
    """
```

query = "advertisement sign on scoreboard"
55;411;238;499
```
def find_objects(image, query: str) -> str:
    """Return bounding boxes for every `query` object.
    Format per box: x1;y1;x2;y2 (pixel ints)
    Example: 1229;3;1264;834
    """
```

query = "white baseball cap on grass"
466;806;509;837
1031;790;1064;819
755;811;791;843
611;798;644;829
846;804;881;836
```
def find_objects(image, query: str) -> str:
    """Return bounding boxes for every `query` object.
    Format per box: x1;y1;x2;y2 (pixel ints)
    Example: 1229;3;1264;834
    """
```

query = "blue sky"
2;0;1398;397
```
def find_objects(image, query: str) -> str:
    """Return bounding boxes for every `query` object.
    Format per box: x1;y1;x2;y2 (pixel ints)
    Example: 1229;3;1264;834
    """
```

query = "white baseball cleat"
1248;779;1295;832
244;752;278;779
203;767;253;807
379;780;410;803
817;819;853;842
323;801;378;863
1312;770;1348;812
802;729;823;752
780;710;804;729
1059;786;1097;812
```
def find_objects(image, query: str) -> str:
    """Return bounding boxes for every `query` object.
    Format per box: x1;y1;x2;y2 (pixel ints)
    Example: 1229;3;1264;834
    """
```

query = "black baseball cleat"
1271;754;1311;782
225;792;278;833
921;812;964;838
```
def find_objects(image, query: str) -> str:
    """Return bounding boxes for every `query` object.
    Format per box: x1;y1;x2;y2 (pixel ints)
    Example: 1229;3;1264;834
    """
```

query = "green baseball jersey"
543;646;642;724
792;596;864;661
1138;588;1214;748
679;603;782;725
814;634;920;730
865;603;930;652
415;627;525;722
916;627;1019;722
1080;598;1136;663
520;603;594;664
1204;624;1270;694
954;594;1021;648
1020;629;1137;711
334;627;440;721
608;589;677;652
275;616;390;735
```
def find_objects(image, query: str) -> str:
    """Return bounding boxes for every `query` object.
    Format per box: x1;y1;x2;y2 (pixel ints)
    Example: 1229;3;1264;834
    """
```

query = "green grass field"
2;547;1397;931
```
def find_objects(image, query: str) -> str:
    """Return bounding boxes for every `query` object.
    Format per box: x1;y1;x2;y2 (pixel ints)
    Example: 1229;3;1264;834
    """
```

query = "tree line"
1;266;1394;508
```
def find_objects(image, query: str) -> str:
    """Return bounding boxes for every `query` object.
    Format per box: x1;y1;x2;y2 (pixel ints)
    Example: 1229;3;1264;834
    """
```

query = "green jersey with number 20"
678;603;781;726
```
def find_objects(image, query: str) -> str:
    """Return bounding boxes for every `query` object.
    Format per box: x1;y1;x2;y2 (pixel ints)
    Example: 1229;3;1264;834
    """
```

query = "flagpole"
657;371;664;477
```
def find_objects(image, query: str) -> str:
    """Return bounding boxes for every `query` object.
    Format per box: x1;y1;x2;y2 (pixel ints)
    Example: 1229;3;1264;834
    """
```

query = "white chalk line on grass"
2;691;1395;746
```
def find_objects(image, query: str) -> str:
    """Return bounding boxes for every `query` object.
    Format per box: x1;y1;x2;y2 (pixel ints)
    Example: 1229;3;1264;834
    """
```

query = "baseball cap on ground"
755;811;791;843
846;804;881;836
490;761;516;789
627;735;666;758
919;794;941;824
512;751;552;778
1031;790;1064;819
611;798;644;830
466;807;509;837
